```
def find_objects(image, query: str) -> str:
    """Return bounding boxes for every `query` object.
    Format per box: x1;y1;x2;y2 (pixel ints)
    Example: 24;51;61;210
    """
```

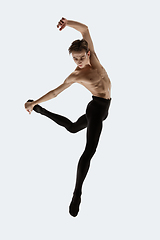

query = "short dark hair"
68;39;89;54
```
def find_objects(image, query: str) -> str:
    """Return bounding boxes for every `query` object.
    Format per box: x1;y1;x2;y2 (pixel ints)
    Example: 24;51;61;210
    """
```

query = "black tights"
28;96;111;216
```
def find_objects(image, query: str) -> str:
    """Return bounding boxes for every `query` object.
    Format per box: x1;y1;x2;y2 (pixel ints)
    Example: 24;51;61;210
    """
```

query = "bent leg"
68;114;88;133
69;119;103;217
41;109;87;133
27;100;87;133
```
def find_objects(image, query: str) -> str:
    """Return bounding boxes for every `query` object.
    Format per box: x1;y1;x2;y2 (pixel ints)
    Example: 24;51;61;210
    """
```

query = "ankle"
33;104;44;114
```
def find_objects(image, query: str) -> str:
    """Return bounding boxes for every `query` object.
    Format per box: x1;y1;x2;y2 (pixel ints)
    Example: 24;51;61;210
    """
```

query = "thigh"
75;114;88;129
86;98;111;122
70;114;88;133
85;119;103;155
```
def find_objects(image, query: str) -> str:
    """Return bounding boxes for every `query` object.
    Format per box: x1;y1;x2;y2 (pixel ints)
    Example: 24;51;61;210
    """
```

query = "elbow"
50;90;57;98
81;25;88;34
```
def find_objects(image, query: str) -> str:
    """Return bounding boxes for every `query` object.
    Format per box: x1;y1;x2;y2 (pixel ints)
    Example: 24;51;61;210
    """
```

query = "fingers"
57;17;66;30
27;109;32;114
59;25;64;31
24;102;32;114
57;21;64;29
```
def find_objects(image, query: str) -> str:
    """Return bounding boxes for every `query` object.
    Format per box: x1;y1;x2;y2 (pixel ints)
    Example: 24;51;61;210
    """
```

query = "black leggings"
37;95;111;197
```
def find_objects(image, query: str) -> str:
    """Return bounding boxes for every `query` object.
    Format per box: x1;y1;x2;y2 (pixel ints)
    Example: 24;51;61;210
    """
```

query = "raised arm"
57;18;101;65
57;18;94;52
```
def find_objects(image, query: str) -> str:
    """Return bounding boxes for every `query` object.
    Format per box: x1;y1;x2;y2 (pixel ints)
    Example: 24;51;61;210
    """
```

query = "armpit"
90;51;102;69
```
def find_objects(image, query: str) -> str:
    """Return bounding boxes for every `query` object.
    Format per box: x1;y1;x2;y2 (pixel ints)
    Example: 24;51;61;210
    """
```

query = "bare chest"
75;68;102;85
73;66;111;99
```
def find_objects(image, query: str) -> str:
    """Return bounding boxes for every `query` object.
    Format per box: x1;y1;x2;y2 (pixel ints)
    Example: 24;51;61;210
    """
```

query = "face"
72;50;90;69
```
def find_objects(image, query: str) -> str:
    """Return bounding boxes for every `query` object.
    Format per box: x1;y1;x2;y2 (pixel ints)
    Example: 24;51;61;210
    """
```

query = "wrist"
32;101;37;107
66;19;71;26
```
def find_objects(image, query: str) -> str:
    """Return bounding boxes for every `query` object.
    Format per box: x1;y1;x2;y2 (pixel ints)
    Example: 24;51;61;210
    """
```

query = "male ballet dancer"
24;17;112;217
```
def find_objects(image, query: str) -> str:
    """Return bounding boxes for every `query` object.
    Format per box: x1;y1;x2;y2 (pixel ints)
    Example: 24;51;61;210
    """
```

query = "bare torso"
73;64;111;99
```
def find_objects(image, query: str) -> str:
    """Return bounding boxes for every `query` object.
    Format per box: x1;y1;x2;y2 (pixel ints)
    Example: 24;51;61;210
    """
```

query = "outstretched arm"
24;73;75;114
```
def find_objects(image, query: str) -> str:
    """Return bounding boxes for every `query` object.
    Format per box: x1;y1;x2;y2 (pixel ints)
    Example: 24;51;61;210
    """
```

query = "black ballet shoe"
69;195;81;217
27;99;44;114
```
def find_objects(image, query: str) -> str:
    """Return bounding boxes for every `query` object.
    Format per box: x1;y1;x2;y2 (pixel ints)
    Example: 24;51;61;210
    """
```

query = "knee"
66;125;77;134
89;147;97;158
84;144;97;159
66;122;80;134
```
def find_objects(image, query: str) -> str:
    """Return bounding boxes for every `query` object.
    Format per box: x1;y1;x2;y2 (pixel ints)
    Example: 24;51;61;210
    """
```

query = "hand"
24;101;34;114
57;17;68;31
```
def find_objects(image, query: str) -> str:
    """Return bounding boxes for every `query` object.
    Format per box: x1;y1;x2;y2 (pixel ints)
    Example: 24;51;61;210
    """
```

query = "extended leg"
69;119;103;217
27;100;87;133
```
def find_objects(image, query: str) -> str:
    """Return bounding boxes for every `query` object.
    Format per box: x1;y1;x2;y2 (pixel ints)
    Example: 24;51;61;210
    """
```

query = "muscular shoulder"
64;72;77;84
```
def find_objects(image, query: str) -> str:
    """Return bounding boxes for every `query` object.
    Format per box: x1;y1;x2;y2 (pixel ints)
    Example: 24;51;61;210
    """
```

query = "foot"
27;100;45;114
69;194;81;217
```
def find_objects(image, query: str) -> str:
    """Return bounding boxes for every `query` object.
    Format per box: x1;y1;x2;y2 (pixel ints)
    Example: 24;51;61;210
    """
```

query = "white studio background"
0;0;160;239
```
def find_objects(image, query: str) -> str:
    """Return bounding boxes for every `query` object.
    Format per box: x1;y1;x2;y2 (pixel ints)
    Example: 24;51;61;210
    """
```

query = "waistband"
92;95;112;103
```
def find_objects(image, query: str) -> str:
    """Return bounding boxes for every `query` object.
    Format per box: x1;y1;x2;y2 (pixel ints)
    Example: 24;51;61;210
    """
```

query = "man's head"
68;39;90;68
